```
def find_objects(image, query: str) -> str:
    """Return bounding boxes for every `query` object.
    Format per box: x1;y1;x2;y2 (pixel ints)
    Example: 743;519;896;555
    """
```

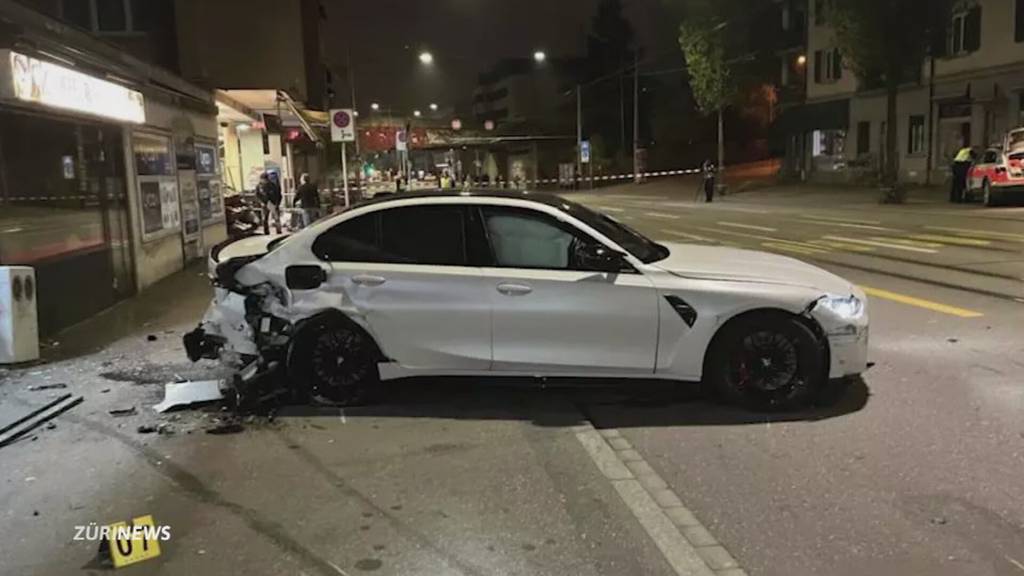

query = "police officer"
951;146;974;203
702;159;717;203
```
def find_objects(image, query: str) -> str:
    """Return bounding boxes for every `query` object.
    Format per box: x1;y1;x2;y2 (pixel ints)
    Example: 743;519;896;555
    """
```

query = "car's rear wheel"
287;316;380;406
983;180;998;207
705;313;825;411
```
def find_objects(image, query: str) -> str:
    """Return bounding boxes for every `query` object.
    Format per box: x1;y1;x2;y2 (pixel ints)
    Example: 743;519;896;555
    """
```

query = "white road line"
646;212;682;220
762;242;827;255
595;206;625;212
822;235;938;254
799;214;882;225
797;219;895;231
868;236;944;248
908;234;992;246
924;225;1024;242
717;221;777;232
695;227;827;250
661;230;716;242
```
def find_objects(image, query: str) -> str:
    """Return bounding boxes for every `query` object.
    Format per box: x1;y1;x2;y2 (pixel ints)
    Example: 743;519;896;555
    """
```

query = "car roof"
354;189;572;210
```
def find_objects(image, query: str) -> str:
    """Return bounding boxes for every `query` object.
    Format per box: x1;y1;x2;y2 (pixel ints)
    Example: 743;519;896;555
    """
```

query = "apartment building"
783;0;1024;184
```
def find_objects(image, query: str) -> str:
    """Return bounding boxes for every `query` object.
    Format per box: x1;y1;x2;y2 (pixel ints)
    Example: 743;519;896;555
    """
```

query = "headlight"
817;294;864;319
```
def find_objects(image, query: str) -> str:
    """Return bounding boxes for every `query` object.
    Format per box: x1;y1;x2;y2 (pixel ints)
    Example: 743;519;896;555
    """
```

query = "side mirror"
577;243;629;273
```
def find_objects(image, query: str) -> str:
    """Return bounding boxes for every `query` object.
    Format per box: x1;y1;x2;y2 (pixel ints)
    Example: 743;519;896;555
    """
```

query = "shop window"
133;133;180;241
908;116;926;155
812;129;846;157
856;121;871;155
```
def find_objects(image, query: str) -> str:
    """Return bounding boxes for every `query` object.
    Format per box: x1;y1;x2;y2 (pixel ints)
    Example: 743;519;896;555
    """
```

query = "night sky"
329;0;682;115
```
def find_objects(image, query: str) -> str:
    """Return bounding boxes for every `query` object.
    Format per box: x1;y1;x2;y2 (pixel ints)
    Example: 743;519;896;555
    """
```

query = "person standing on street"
951;146;974;203
295;173;320;229
702;159;717;203
257;172;282;234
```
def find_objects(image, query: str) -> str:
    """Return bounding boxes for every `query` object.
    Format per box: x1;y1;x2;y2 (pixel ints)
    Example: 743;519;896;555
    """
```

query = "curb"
573;423;747;576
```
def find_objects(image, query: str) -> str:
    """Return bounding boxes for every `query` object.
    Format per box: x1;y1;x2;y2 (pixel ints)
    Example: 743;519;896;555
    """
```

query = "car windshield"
556;198;669;263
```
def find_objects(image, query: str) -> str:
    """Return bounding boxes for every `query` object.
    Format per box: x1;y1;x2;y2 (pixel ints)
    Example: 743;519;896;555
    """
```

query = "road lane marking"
798;219;895;231
859;285;984;318
645;212;682;220
822;235;938;254
595;206;625;212
869;236;945;248
661;230;717;243
695;227;826;250
799;214;882;225
924;226;1024;242
717;221;777;232
761;242;828;255
908;234;992;246
808;239;874;252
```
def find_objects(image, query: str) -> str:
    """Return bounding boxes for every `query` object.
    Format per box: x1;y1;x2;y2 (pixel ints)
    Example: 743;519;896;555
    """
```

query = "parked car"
184;191;869;410
967;128;1024;206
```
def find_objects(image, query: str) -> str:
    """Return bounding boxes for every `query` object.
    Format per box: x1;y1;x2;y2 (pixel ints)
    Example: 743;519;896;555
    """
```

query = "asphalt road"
568;181;1024;576
1;181;1022;576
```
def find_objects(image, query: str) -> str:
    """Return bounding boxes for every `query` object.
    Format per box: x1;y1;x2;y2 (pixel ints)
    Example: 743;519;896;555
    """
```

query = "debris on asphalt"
44;422;56;430
28;383;68;391
930;516;948;525
205;422;244;435
136;424;157;434
146;334;158;342
153;380;225;413
108;407;137;417
0;395;84;449
947;338;959;343
100;388;110;394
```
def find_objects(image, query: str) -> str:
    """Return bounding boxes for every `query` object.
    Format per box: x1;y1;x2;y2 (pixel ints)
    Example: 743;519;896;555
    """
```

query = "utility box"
0;266;39;364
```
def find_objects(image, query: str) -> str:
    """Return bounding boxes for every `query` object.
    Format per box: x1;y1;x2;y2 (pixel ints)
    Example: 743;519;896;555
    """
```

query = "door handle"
497;283;532;296
352;274;386;287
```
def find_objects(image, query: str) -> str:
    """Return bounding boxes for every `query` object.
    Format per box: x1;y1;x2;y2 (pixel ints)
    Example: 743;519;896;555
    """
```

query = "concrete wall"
848;87;932;183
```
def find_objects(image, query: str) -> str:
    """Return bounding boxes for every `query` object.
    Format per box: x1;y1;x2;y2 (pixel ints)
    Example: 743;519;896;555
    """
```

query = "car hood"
651;242;855;294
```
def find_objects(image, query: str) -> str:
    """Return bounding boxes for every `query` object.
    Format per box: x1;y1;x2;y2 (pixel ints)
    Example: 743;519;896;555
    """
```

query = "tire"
705;313;826;411
983;180;998;207
287;315;380;406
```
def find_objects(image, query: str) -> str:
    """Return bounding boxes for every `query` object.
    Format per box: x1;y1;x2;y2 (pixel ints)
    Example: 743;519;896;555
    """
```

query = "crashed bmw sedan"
184;191;869;410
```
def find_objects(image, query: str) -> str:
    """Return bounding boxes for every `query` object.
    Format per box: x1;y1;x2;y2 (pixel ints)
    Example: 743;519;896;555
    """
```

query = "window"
1017;0;1024;42
59;0;171;33
380;206;467;265
857;121;871;155
482;208;578;270
982;150;998;164
814;48;842;83
908;115;926;155
812;129;846;157
950;7;982;55
313;213;382;262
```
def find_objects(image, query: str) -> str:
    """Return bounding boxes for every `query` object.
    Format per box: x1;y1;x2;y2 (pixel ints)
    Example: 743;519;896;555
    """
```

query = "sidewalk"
0;265;675;576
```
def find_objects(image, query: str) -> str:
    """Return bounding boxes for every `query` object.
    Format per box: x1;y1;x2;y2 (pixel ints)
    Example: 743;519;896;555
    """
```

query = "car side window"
480;206;603;271
983;150;998;163
379;205;468;266
312;213;384;262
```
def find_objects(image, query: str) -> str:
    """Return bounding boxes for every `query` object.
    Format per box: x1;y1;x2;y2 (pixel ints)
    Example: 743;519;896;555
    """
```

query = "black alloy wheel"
289;318;380;406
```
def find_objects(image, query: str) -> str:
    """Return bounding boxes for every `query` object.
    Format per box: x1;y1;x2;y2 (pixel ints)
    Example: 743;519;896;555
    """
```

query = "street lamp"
429;103;438;111
418;51;434;65
533;50;547;63
371;102;380;111
413;110;422;118
796;54;807;66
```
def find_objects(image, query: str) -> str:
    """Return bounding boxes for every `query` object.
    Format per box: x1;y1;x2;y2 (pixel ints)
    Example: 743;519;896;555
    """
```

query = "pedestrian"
950;145;974;203
440;171;452;189
702;159;717;203
256;173;282;234
295;173;320;229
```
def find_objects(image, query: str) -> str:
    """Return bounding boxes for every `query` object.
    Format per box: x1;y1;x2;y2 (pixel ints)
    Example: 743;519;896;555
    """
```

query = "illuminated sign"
2;50;145;123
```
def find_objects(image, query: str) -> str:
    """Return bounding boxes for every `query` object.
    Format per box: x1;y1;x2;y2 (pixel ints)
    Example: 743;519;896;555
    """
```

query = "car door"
310;203;491;370
970;150;997;191
475;204;659;375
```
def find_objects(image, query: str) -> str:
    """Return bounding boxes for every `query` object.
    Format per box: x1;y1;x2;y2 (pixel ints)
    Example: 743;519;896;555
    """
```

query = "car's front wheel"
705;313;826;411
287;315;380;406
983;180;999;207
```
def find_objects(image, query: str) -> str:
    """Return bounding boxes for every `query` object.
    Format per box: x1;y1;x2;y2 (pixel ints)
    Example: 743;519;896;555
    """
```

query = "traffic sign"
330;108;355;142
581;140;591;164
396;129;407;151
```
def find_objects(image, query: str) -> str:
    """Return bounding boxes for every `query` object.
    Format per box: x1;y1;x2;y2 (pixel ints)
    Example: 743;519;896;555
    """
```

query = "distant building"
777;0;1024;184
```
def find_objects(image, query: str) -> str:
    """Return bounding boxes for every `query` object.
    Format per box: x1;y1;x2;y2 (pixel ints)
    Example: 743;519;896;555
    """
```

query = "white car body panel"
192;194;869;384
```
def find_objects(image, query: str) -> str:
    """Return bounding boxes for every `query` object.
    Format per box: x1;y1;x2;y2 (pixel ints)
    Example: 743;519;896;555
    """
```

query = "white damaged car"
185;191;868;409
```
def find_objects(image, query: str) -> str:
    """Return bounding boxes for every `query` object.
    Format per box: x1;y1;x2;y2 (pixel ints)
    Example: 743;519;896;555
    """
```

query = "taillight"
996;166;1007;174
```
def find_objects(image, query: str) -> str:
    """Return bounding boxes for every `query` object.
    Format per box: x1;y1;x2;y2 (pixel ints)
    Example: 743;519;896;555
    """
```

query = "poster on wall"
159;180;181;231
198;179;224;222
140;181;163;234
179;176;200;238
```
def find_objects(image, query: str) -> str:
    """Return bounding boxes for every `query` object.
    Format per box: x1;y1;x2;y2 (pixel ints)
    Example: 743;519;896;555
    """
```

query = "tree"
831;0;953;196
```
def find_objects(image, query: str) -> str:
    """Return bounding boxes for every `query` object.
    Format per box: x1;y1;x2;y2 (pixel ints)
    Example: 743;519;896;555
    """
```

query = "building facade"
780;0;1024;184
0;0;224;335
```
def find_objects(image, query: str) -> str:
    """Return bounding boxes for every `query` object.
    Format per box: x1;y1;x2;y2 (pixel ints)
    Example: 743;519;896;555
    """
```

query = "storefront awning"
220;89;323;144
773;98;850;134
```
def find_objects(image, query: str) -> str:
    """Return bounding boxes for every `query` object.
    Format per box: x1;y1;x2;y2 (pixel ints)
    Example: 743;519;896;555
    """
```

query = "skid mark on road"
859;285;984;318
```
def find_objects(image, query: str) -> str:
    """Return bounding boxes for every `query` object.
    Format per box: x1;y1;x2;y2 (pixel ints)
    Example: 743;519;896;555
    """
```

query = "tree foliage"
678;19;735;116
